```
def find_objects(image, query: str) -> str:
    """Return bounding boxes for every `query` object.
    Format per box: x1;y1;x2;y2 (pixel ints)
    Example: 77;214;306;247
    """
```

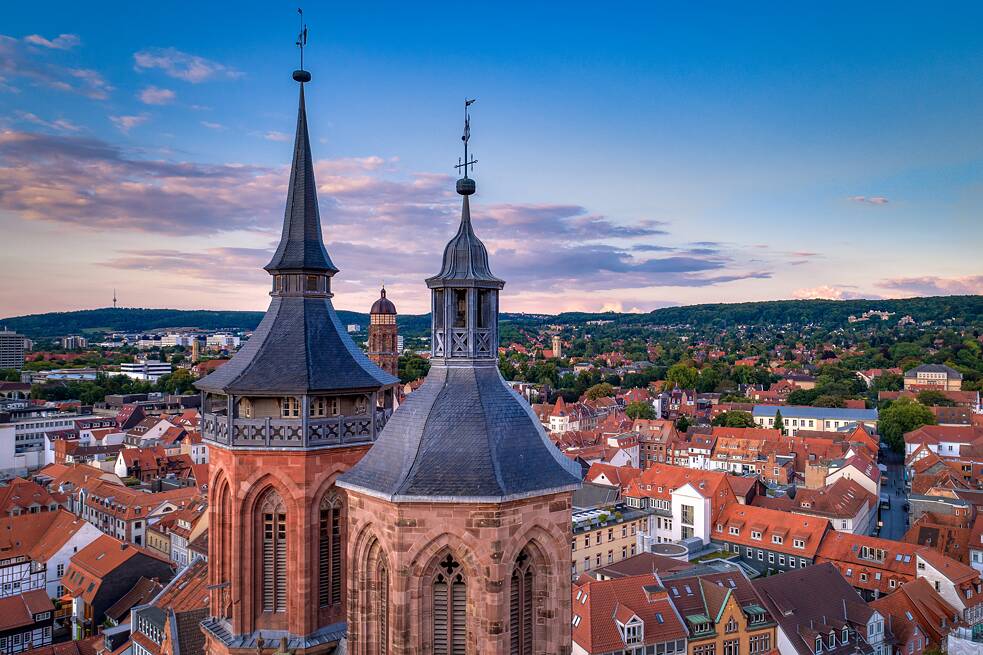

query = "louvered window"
318;495;342;607
433;553;467;655
378;561;389;655
260;490;287;612
510;548;534;655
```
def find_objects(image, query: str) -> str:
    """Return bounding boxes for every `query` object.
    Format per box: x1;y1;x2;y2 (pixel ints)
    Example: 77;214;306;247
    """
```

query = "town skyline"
1;2;982;317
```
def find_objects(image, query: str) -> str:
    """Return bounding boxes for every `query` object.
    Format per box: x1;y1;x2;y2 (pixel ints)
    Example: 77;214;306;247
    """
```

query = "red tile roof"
815;531;925;595
0;589;53;631
0;509;94;561
714;504;830;558
572;573;688;653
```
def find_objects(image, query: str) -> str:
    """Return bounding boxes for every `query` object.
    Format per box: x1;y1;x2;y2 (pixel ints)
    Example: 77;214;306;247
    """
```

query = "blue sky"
1;2;981;315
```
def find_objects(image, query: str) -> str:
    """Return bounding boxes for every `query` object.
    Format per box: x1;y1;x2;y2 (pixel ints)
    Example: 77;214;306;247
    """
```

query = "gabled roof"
572;573;688;652
714;504;829;558
0;589;53;631
0;477;60;514
585;463;642;490
815;531;924;595
870;578;958;645
104;577;163;624
0;509;93;561
753;563;874;655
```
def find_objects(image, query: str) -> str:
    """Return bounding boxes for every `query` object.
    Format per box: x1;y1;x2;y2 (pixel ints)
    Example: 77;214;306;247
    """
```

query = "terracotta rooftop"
0;508;93;562
714;504;830;558
815;531;926;595
0;589;53;631
572;573;688;653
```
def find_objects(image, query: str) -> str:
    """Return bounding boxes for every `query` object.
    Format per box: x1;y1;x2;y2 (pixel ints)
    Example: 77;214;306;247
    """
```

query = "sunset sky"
1;2;981;317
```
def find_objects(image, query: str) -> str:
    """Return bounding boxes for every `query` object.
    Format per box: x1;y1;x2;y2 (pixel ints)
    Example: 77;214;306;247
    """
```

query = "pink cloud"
792;285;870;300
879;275;983;296
849;195;889;205
139;85;175;105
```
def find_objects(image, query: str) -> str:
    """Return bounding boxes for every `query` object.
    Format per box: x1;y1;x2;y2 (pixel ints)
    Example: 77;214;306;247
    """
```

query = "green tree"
666;363;699;390
398;353;431;384
585;382;615;400
675;416;691;433
625;401;656;420
870;372;903;393
916;390;955;407
0;369;21;381
774;410;785;435
712;411;756;428
813;395;846;408
879;397;936;453
158;368;196;395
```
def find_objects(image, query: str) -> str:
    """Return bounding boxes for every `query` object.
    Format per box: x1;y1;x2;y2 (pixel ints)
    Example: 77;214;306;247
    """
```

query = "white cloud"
23;34;80;50
109;114;149;133
139;85;175;105
133;47;242;83
16;111;80;132
200;121;225;130
264;131;291;142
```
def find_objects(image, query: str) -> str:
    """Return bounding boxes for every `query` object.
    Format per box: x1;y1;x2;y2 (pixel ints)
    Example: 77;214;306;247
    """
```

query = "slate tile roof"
753;564;875;655
339;365;581;501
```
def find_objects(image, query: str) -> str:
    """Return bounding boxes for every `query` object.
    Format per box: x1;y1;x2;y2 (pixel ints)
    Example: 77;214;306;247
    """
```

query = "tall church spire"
264;53;337;275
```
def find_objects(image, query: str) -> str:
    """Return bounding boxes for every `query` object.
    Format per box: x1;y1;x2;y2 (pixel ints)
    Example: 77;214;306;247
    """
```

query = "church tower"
196;55;399;655
367;287;398;378
338;103;581;655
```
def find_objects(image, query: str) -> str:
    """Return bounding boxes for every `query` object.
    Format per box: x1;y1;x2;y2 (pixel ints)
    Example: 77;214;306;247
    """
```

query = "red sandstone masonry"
207;444;372;655
346;490;574;655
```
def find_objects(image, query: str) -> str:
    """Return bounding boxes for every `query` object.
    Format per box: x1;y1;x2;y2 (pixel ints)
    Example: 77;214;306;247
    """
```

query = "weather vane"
293;9;311;83
455;98;477;179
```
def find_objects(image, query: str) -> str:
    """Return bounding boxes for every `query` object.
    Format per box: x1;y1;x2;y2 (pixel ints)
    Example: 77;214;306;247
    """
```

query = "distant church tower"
367;287;398;378
338;103;581;655
196;55;398;655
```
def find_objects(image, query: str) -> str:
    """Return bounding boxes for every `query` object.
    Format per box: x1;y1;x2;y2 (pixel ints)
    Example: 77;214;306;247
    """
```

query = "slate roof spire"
264;64;337;275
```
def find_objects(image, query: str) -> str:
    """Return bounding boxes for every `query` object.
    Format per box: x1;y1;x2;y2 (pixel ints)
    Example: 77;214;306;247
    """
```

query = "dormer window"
842;628;849;643
751;531;762;540
793;539;805;549
828;631;836;648
622;617;644;645
730;526;740;536
772;535;783;545
815;637;823;655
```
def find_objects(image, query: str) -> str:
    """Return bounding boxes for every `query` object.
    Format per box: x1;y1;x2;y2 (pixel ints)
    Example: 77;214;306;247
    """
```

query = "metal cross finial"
454;98;477;178
296;8;309;71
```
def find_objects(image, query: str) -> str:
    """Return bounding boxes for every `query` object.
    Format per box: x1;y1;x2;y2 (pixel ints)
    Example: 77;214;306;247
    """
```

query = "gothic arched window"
510;548;534;655
318;494;342;607
259;489;287;613
432;553;467;655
